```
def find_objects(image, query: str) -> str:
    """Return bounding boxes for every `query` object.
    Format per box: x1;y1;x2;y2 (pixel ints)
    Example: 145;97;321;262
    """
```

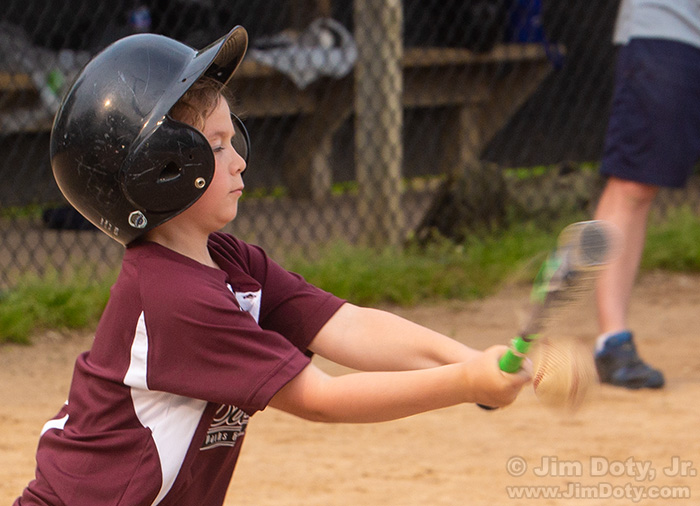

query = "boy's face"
184;97;247;231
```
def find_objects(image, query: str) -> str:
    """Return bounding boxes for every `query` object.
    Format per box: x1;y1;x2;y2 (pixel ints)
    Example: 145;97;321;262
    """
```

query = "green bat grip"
499;336;535;373
477;336;534;409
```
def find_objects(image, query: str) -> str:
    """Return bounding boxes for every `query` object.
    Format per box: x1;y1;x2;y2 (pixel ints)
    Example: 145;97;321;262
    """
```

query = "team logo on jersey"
234;290;261;322
201;404;250;450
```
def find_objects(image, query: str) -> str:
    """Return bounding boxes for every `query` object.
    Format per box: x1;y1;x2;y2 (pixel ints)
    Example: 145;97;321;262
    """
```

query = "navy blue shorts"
601;38;700;188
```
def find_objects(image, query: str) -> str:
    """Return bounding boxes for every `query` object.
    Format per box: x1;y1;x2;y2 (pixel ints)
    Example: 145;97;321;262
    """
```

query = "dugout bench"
0;42;558;201
229;42;559;200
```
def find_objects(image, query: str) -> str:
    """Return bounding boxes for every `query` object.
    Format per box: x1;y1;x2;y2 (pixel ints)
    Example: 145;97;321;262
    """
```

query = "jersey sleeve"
209;233;346;350
137;257;312;415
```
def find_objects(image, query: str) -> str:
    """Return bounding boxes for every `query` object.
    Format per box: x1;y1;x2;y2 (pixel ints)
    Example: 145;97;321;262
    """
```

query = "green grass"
286;219;570;306
643;206;700;271
2;208;700;344
0;271;114;344
0;204;46;220
288;207;700;308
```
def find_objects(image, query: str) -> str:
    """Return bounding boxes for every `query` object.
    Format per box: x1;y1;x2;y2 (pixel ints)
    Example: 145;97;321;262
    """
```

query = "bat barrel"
561;220;615;271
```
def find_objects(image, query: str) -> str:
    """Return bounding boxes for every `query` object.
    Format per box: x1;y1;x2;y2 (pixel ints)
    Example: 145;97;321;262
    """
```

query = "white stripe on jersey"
124;312;208;505
40;413;69;436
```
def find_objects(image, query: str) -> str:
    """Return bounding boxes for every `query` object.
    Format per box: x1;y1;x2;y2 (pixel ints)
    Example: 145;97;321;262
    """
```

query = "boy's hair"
170;77;235;130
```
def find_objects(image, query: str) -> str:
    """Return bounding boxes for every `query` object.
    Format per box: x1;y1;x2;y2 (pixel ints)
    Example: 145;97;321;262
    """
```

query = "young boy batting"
15;26;531;506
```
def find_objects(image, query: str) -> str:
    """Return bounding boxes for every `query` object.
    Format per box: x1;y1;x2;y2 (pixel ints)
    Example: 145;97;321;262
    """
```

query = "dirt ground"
1;271;699;505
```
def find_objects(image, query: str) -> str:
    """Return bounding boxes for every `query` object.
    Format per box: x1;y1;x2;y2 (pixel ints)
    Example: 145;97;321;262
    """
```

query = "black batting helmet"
50;26;248;245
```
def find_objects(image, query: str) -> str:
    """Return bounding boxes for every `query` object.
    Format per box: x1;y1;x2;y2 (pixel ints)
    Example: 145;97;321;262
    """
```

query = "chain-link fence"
0;0;687;289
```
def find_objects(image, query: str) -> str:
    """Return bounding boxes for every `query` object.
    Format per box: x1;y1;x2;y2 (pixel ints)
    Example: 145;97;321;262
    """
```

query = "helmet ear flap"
121;118;214;215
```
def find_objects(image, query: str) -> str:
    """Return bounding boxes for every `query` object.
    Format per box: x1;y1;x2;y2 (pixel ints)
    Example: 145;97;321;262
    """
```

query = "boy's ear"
121;118;214;214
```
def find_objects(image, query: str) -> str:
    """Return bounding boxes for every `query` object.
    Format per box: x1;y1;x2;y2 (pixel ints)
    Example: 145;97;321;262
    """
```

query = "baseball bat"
478;220;614;409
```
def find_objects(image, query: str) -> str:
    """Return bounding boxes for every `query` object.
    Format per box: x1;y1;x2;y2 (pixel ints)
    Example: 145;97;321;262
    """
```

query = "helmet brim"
200;25;249;86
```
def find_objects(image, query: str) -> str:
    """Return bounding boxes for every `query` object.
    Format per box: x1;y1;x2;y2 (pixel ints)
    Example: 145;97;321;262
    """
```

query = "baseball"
532;336;598;411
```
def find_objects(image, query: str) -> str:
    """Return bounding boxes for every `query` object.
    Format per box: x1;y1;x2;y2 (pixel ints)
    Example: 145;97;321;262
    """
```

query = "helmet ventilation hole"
157;162;182;183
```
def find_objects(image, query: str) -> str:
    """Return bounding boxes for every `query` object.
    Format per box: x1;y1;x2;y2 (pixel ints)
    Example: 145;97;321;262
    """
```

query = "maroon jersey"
17;233;344;505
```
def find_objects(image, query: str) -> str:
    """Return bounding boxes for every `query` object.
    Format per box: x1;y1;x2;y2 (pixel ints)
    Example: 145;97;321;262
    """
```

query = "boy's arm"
268;345;530;423
308;303;482;371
